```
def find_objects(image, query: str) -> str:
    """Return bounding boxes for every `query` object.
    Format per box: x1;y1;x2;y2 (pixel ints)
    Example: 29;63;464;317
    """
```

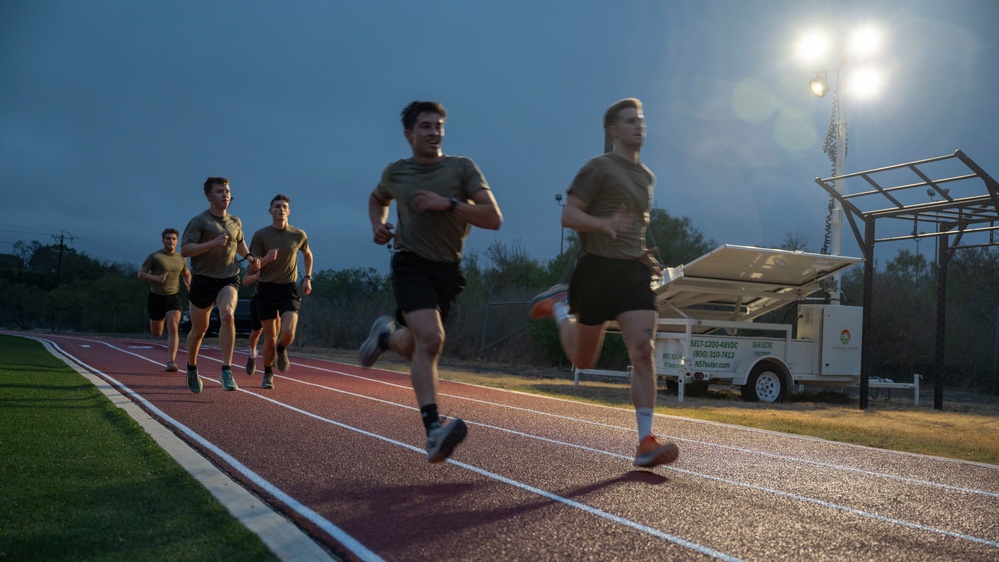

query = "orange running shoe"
528;283;568;320
633;434;680;468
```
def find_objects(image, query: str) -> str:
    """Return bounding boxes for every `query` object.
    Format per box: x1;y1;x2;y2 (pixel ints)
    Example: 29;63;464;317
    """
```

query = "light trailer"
574;245;919;402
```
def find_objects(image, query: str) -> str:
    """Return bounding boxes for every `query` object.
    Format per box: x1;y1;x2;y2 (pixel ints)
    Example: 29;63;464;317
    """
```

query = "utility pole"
56;231;65;284
52;230;74;286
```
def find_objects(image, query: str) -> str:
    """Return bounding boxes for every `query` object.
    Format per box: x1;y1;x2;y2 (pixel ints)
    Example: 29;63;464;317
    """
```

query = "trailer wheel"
741;364;786;403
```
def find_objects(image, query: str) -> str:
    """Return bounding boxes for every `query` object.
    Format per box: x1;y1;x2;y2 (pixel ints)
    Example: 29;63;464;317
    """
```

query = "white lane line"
48;336;999;551
59;335;744;561
286;357;999;499
30;336;380;562
260;363;999;549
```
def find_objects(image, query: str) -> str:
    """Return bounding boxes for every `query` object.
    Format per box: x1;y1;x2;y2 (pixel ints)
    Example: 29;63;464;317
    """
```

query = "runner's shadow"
311;469;672;553
562;470;670;501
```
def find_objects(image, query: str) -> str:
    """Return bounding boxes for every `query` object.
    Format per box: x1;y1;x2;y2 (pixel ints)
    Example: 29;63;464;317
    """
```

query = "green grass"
0;335;277;561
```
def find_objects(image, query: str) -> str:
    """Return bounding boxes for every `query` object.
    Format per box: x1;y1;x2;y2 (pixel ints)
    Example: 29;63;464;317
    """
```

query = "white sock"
636;408;654;442
552;300;571;324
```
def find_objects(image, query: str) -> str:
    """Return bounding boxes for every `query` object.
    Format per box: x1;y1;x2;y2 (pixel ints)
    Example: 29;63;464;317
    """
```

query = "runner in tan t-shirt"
247;194;313;388
360;100;503;464
138;228;191;372
529;98;680;470
180;176;259;393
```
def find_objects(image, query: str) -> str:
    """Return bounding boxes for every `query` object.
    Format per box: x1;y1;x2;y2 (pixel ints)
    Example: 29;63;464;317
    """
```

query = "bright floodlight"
810;72;829;97
848;25;882;58
848;66;883;98
796;31;830;64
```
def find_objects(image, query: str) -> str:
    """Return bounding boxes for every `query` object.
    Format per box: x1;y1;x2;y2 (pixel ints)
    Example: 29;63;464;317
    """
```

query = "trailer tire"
742;364;786;403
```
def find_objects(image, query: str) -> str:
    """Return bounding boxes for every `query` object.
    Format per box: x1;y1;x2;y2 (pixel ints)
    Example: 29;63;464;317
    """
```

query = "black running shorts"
391;251;466;325
147;292;183;321
188;274;240;309
568;253;656;326
256;282;301;321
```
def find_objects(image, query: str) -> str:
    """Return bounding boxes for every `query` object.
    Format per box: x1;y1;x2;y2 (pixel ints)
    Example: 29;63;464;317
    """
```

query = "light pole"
799;25;883;304
555;193;565;256
810;63;847;303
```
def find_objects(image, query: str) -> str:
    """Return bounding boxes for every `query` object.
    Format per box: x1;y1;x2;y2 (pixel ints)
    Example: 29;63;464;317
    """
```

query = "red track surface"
21;333;999;561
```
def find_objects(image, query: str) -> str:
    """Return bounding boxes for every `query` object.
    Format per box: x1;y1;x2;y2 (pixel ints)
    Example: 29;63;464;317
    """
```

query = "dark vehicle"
179;298;254;337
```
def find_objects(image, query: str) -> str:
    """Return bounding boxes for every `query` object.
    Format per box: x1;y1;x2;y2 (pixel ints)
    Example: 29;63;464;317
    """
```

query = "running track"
17;333;999;561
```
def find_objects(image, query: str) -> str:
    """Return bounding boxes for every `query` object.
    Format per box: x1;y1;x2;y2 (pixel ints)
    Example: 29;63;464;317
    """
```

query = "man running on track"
529;98;679;469
181;176;258;393
359;100;503;463
248;194;313;389
138;228;191;372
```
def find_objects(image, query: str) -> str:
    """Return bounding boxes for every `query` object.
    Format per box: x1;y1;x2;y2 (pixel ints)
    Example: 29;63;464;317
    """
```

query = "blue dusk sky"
2;0;997;273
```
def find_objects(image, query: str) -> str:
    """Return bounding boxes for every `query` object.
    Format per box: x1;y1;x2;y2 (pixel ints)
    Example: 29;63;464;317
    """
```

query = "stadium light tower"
797;24;884;303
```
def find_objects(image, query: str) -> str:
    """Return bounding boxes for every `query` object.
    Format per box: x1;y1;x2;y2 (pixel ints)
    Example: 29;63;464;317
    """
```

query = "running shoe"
425;417;468;463
220;367;238;391
245;353;256;376
529;283;568;320
261;372;274;389
186;365;202;394
276;346;290;372
165;360;178;372
359;315;395;368
633;434;680;468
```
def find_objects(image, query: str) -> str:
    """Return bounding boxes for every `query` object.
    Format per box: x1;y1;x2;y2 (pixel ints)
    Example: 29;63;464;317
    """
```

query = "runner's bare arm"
369;190;395;245
561;194;631;240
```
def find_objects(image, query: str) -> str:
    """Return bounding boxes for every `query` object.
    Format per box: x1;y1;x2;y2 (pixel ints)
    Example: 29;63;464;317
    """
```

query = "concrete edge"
36;337;339;562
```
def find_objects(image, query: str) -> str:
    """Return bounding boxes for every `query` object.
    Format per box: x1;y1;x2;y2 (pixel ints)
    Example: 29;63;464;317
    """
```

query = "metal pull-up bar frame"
814;150;999;410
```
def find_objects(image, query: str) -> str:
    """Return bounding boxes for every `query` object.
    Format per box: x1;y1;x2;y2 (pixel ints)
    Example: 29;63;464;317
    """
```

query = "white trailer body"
654;245;862;402
576;245;865;402
654;304;863;400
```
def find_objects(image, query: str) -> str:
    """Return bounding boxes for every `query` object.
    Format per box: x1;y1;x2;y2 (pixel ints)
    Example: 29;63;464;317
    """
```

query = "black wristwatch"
448;197;459;213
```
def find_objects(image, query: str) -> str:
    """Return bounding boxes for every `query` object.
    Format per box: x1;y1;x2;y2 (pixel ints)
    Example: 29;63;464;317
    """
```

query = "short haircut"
603;98;642;130
270;194;291;207
203;176;229;195
162;228;179;238
401;101;447;130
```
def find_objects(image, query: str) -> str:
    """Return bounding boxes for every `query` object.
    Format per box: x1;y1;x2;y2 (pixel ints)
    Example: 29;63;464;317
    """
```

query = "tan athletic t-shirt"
181;210;244;278
249;225;309;284
141;250;188;296
567;152;655;259
375;155;490;264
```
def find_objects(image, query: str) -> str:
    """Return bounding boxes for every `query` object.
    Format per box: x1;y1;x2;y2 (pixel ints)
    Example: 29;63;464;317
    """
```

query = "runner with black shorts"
138;228;191;372
530;98;680;469
359;101;503;464
180;176;258;393
247;194;313;389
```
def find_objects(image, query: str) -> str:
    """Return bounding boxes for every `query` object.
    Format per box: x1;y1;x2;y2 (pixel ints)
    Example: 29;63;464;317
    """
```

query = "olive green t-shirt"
375;155;490;264
181;210;244;278
567;152;655;259
140;250;188;296
249;224;309;284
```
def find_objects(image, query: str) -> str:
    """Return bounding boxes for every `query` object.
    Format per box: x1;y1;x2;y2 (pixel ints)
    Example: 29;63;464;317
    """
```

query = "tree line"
1;209;997;394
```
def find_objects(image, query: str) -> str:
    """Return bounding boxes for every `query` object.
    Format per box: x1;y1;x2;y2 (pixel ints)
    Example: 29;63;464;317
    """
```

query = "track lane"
20;333;999;561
